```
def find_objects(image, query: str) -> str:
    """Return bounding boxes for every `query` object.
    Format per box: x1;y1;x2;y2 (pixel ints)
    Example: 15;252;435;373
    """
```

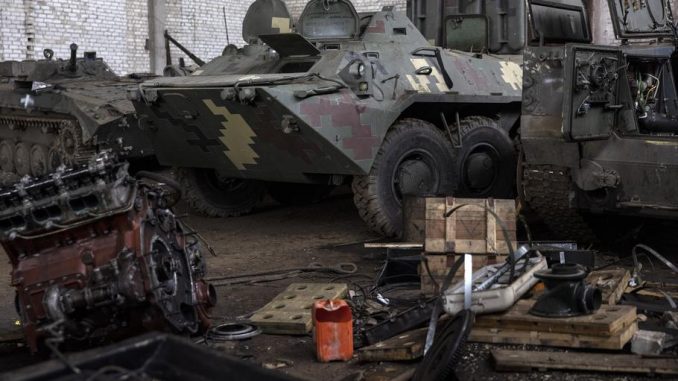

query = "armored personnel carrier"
131;0;523;236
0;44;156;182
520;0;678;242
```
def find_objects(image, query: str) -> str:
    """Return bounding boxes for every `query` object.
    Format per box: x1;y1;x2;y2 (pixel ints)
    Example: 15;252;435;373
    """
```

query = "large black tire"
456;116;516;198
267;182;333;205
175;168;265;217
352;119;457;237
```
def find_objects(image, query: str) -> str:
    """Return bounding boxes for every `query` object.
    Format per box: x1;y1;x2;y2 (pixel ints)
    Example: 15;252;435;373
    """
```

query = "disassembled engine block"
0;153;216;352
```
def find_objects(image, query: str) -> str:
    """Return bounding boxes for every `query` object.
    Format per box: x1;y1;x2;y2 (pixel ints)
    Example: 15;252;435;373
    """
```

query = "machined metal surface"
529;263;602;318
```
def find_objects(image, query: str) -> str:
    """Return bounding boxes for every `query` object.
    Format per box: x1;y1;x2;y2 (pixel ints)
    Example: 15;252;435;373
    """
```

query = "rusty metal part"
529;263;602;318
0;153;215;352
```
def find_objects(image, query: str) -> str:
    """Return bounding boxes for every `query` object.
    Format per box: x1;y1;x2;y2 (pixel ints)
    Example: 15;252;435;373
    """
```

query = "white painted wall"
0;0;407;75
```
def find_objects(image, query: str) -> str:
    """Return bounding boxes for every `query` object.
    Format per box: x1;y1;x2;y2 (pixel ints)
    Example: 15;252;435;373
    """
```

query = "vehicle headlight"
350;62;366;79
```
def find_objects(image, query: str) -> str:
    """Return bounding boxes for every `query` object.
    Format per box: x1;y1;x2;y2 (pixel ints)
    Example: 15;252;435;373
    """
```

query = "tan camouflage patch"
499;61;522;91
406;74;430;93
271;17;291;33
409;58;448;92
203;99;259;170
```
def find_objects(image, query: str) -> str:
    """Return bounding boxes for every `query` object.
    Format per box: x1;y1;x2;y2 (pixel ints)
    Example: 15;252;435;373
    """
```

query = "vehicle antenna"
223;6;231;45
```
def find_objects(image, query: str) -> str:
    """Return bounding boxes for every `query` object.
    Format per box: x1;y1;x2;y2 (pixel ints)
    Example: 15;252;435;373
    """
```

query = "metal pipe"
69;43;78;72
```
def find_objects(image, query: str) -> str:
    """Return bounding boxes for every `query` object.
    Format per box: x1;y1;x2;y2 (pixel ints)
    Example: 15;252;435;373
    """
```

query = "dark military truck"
131;0;523;237
0;45;156;182
520;0;678;241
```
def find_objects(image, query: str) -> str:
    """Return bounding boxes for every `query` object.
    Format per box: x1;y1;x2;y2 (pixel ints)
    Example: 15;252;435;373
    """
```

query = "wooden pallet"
248;283;348;335
492;349;678;375
470;323;637;350
474;300;637;336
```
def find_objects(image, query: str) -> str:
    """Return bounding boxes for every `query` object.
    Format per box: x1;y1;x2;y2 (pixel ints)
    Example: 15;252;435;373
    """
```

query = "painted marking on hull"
271;17;291;33
499;61;522;91
203;99;259;170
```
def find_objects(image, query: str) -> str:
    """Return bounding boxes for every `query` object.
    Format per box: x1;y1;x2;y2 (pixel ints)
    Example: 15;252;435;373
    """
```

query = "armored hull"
133;0;522;236
0;46;155;181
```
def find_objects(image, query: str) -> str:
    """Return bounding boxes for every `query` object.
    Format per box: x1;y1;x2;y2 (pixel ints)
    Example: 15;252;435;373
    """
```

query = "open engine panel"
626;53;678;134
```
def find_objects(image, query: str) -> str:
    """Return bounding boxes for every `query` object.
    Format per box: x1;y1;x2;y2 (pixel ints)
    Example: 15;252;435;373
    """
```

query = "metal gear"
413;310;474;381
57;120;93;165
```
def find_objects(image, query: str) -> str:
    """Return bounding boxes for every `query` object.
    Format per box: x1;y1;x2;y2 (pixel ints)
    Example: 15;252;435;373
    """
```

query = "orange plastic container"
313;299;353;362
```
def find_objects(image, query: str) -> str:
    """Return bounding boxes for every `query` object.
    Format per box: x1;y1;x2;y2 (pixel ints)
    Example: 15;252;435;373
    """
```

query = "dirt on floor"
0;189;674;380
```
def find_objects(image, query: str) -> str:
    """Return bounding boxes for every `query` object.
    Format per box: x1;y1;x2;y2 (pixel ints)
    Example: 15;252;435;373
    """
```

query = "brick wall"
0;0;408;74
164;0;247;67
285;0;406;18
1;0;653;75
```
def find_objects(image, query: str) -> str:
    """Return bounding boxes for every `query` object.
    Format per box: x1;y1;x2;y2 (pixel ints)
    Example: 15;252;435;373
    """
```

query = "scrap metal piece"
362;298;436;347
631;329;678;356
529;263;602;318
204;323;262;342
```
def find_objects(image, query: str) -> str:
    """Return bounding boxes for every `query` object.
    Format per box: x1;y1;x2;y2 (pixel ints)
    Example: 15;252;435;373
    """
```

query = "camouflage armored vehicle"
131;0;523;237
0;44;156;182
520;0;678;241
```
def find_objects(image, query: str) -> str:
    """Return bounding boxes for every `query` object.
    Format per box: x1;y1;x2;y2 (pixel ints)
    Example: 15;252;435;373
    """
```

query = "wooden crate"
425;198;517;254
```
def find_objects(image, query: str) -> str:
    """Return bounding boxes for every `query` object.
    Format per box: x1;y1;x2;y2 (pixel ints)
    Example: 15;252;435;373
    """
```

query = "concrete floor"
0;189;672;380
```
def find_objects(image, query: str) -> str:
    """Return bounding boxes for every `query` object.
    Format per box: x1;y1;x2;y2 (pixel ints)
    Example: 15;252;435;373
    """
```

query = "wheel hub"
397;159;436;196
465;152;495;190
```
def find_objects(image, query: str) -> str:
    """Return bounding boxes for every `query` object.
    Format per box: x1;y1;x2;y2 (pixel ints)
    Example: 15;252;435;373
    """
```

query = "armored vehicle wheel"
0;140;14;173
176;168;265;217
456;116;516;198
14;142;31;177
30;144;49;177
352;119;456;237
267;182;333;205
